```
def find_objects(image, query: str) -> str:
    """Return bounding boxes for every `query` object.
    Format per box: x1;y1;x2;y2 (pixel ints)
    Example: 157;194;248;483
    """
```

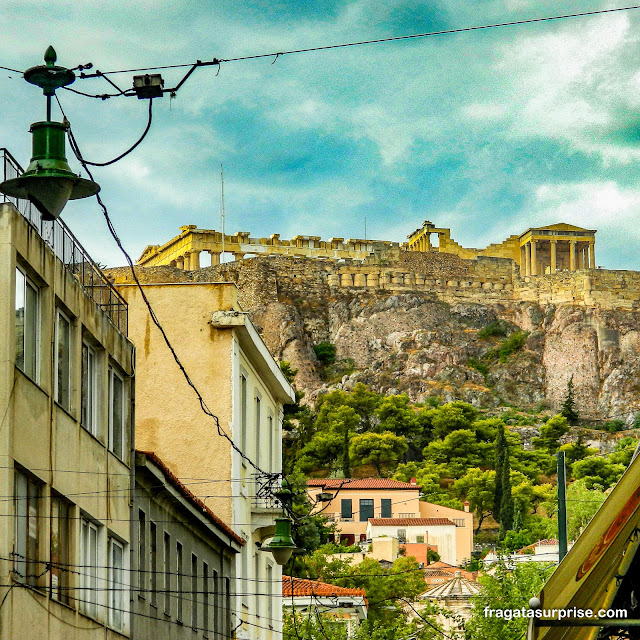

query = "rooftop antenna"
220;164;225;264
364;216;367;241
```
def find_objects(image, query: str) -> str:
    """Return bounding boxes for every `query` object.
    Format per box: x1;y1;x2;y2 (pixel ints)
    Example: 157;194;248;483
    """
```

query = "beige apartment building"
0;194;134;638
307;478;473;566
111;276;295;640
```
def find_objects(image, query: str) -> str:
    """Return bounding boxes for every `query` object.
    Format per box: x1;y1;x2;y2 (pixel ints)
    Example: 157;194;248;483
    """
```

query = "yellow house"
307;478;473;565
111;276;295;640
0;196;133;638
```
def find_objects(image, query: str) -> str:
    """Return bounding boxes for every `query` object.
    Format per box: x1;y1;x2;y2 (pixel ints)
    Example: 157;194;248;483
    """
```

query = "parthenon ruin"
137;221;597;276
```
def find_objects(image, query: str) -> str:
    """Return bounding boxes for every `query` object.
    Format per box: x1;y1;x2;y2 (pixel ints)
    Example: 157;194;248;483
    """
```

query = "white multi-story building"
111;275;295;640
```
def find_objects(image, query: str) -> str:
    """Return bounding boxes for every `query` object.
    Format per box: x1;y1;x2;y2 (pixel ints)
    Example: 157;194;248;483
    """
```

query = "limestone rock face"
109;256;640;421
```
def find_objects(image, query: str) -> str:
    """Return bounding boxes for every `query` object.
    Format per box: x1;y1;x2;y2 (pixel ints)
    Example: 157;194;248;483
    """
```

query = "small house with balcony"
307;478;474;565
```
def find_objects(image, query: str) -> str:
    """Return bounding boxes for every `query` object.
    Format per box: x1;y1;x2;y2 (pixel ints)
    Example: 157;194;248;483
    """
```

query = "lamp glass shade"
259;517;298;566
0;121;99;220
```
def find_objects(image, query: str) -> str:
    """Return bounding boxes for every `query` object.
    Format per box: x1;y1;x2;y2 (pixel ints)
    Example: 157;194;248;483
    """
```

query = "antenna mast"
220;165;225;263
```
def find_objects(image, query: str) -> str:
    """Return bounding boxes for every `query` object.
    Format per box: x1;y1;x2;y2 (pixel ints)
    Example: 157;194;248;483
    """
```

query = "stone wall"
107;255;640;312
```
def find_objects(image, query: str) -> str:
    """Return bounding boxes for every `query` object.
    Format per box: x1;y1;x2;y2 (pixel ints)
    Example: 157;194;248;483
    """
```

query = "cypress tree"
493;424;507;526
499;453;514;539
561;375;579;425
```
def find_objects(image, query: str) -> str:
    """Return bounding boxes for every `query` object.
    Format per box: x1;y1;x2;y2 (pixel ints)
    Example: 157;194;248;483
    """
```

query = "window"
255;394;261;466
212;569;219;636
416;535;425;543
397;529;407;543
359;499;374;522
14;470;40;586
150;521;157;607
108;366;125;459
15;267;38;380
254;553;260;620
176;542;183;623
138;510;146;596
81;341;98;436
267;412;274;472
203;562;210;638
240;373;247;454
191;554;198;629
341;499;352;519
50;495;71;603
55;309;71;410
80;518;99;617
163;532;171;615
381;498;392;518
266;564;273;628
108;537;125;631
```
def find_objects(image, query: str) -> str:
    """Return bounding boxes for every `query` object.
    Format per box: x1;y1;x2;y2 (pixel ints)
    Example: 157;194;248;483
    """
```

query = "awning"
528;451;640;640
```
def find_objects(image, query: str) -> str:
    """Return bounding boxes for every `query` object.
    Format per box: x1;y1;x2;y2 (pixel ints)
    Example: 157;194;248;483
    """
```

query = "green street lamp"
0;46;100;220
259;479;300;566
259;517;299;566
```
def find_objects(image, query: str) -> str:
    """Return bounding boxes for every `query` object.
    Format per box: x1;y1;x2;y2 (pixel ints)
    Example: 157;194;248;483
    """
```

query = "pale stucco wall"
307;487;422;539
419;502;474;565
0;203;133;638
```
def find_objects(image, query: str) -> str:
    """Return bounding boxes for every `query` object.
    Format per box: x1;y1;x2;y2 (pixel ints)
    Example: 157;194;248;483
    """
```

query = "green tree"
560;375;579;425
493;423;507;526
424;429;493;478
533;414;570;453
466;559;555;640
499;452;514;539
313;342;336;366
430;402;477;438
572;456;625;490
394;462;463;509
454;468;495;533
375;394;417;437
349;431;408;475
297;406;361;476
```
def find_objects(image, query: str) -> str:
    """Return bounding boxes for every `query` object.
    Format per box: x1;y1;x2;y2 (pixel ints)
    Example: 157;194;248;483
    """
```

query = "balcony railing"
251;473;282;511
1;148;128;335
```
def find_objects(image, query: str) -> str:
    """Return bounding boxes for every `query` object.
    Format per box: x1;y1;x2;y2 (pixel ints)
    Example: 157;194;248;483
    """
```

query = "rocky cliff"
109;253;640;423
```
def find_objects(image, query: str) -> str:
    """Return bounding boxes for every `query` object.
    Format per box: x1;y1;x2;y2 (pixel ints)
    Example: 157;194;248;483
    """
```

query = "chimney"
464;501;470;513
410;477;417;486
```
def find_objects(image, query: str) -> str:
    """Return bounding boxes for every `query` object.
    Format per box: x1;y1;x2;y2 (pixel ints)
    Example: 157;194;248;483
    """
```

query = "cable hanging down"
54;96;278;484
65;98;153;167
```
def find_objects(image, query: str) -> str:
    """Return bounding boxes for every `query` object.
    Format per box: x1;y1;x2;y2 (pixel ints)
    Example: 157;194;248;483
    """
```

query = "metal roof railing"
1;147;128;335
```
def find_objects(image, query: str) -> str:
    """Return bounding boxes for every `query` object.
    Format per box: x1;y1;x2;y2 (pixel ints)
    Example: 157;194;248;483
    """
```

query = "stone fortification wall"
107;253;640;312
516;270;640;309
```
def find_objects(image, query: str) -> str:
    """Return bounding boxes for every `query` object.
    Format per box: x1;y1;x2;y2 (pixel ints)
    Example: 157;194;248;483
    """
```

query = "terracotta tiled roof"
427;561;458;570
516;538;559;554
136;450;244;547
369;518;454;526
307;478;421;490
283;576;367;601
424;569;455;577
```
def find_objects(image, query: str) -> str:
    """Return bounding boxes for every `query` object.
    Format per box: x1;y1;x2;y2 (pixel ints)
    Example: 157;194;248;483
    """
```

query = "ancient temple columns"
550;240;557;273
530;240;538;276
569;240;577;271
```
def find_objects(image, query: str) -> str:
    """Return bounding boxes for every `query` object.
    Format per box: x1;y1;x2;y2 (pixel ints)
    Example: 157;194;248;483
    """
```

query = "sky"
2;1;640;269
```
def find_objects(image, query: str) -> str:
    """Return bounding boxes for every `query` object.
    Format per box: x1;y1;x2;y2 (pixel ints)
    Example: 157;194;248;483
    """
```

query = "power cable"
76;4;640;78
0;65;22;74
54;96;279;484
65;98;153;166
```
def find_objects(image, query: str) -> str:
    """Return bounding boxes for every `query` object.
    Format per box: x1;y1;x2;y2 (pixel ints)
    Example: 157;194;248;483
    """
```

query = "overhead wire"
54;94;280;484
70;4;640;77
65;98;153;166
